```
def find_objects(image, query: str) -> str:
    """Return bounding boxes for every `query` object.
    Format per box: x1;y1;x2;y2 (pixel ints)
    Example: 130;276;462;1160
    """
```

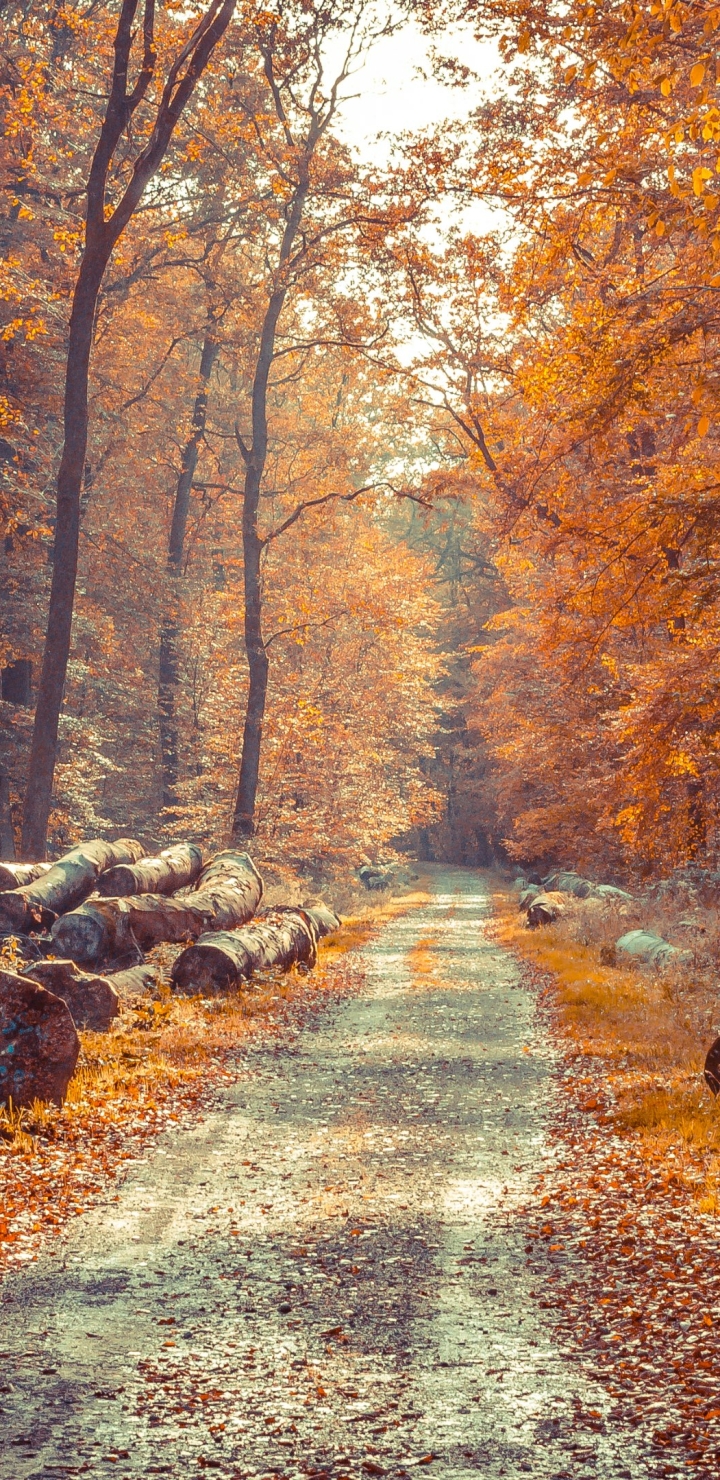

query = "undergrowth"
491;881;720;1212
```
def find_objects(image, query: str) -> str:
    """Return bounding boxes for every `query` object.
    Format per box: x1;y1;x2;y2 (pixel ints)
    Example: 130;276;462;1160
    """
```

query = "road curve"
1;868;644;1479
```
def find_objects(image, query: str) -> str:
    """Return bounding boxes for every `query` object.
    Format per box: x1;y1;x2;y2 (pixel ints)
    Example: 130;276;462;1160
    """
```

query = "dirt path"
2;868;645;1479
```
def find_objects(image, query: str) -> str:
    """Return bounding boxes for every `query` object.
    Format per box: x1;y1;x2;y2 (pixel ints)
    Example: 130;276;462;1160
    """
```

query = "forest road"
1;867;646;1480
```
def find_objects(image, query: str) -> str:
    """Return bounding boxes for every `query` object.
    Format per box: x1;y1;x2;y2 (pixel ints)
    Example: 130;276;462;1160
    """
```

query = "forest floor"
1;867;719;1478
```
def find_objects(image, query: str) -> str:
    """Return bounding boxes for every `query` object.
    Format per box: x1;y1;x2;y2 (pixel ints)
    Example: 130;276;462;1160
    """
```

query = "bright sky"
329;20;502;165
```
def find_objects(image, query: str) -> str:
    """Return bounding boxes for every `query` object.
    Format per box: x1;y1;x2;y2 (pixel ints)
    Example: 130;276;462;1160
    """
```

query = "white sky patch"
325;20;503;168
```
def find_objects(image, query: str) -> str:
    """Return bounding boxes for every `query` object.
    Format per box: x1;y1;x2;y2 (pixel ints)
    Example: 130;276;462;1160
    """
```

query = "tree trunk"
0;773;16;859
159;332;219;811
171;906;318;995
51;849;263;965
21;253;107;860
0;967;80;1108
231;510;269;839
230;164;313;842
96;842;203;897
19;0;237;858
304;905;340;938
0;837;144;932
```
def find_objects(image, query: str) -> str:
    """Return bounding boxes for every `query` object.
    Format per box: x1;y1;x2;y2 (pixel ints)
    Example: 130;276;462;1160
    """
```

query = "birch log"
0;861;53;890
305;905;340;938
0;838;144;933
96;842;203;898
171;906;318;995
107;963;158;997
50;851;263;965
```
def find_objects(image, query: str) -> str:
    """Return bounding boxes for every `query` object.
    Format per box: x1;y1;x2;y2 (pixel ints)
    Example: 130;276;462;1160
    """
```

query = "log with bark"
95;842;203;898
526;891;567;927
171;906;318;996
0;861;53;891
25;959;119;1032
50;850;263;966
107;963;158;998
0;838;144;934
0;968;80;1107
305;904;340;938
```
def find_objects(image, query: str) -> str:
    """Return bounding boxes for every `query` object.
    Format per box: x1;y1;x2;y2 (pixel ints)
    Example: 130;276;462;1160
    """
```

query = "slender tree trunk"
0;773;15;859
232;492;270;838
230;176;312;842
19;0;236;859
230;286;287;841
21;255;106;858
158;332;218;812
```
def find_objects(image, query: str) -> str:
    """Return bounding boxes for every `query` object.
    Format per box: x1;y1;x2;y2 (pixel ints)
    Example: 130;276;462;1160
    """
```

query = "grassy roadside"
489;877;720;1210
0;887;430;1269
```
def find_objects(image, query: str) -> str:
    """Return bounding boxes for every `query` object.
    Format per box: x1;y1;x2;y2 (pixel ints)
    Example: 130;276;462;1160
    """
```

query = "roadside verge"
490;879;720;1476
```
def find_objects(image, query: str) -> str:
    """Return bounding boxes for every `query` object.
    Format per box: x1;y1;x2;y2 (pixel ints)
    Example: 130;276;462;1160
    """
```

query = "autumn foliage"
404;0;720;876
2;0;720;877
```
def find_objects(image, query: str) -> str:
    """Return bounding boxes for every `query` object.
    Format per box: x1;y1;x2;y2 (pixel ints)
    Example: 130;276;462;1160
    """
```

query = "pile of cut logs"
0;838;339;1110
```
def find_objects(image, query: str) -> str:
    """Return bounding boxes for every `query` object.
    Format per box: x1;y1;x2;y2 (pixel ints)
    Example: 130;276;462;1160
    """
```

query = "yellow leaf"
517;28;531;53
564;65;577;83
691;61;706;86
698;414;710;436
660;77;672;96
656;218;666;235
693;165;713;195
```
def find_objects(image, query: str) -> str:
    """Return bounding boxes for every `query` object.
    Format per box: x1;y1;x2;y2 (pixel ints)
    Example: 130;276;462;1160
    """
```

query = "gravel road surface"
1;868;645;1479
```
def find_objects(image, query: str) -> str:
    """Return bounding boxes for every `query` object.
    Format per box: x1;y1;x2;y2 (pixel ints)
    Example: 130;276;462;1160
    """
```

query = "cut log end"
50;910;110;967
171;943;241;997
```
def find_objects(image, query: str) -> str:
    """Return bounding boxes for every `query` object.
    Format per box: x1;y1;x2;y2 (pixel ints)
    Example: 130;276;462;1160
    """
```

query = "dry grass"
491;879;720;1208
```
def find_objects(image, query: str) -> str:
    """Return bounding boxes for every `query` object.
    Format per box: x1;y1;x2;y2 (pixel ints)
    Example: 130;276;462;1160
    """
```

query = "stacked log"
171;906;318;996
96;842;203;898
305;904;340;938
51;849;263;966
0;861;53;891
0;838;144;933
107;963;158;997
527;891;567;927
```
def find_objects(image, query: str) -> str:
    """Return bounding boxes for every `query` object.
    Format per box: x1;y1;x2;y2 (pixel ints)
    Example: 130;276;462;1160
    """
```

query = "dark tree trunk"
21;253;106;859
0;774;15;859
1;659;32;706
231;503;270;839
19;0;237;859
158;332;219;811
230;140;313;842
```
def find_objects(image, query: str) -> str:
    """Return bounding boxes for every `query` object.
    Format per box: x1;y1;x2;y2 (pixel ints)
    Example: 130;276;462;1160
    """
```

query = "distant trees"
407;0;720;875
